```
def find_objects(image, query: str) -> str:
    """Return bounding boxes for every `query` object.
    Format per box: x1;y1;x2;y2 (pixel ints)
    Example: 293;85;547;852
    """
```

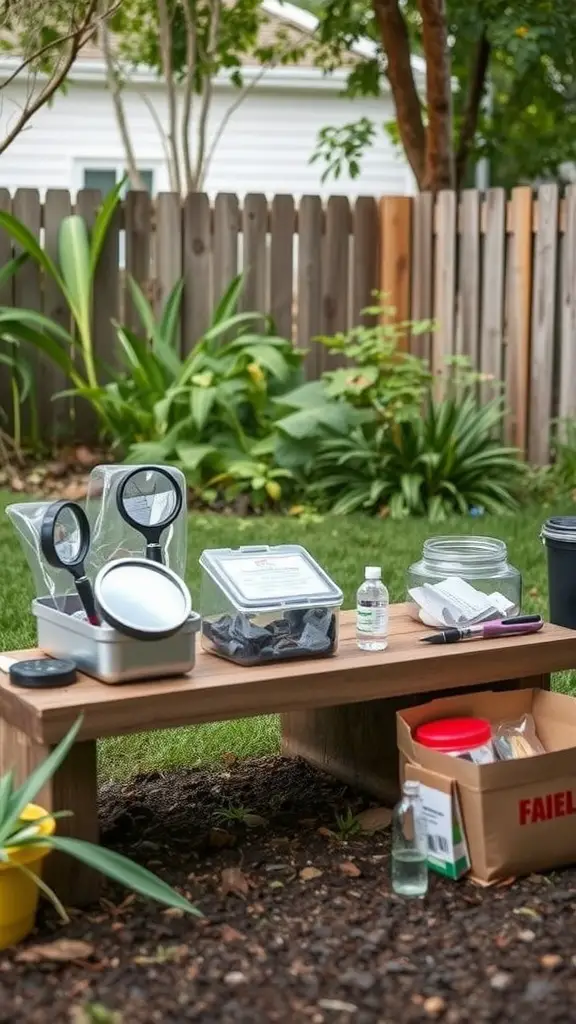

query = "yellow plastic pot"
0;803;55;949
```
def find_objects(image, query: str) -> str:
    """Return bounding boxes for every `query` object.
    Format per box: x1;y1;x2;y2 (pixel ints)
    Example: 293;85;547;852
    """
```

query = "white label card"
419;784;455;864
220;553;331;602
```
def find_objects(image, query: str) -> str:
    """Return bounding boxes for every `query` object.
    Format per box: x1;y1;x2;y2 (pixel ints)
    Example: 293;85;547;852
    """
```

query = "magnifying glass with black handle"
40;500;100;626
116;466;183;564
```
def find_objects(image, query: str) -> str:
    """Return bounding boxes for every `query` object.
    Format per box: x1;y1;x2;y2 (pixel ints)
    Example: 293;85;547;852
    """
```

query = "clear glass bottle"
391;780;428;897
406;536;521;625
356;566;389;651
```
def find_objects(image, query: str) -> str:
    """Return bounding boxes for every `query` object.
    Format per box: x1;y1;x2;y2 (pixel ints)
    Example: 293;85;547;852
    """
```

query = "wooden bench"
1;605;575;907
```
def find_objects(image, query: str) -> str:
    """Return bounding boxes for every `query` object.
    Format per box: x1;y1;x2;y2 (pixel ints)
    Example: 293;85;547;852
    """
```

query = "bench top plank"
1;605;575;745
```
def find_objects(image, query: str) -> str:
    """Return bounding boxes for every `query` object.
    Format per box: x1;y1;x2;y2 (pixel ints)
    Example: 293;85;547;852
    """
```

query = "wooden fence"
0;184;574;463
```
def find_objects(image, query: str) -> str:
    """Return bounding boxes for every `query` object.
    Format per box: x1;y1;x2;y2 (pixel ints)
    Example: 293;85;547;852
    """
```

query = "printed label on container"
356;606;388;634
419;783;470;880
220;554;332;602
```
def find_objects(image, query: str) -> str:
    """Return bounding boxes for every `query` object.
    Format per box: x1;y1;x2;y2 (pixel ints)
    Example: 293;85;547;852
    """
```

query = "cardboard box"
398;688;576;883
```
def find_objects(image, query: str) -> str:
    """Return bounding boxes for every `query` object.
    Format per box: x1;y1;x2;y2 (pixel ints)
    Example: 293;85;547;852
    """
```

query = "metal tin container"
32;596;201;684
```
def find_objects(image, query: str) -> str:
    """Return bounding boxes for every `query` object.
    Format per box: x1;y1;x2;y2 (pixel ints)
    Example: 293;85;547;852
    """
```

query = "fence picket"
124;190;152;331
213;193;239;310
297;195;323;379
0;189;13;432
352;196;379;326
529;184;559;464
559;184;576;423
457;189;480;364
12;189;42;440
182;192;212;352
322;196;350;368
379;195;411;347
270;194;295;341
480;188;506;406
505;187;533;452
43;190;73;441
95;200;120;375
74;189;103;443
156;193;183;345
410;192;434;360
241;193;268;321
433;190;457;389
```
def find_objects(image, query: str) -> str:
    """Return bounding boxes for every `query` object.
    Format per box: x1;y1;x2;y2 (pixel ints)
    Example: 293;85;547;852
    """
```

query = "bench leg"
282;674;550;804
0;720;100;907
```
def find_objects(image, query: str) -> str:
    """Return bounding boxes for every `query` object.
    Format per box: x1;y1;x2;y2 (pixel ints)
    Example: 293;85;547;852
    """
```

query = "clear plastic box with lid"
199;544;343;666
407;536;522;628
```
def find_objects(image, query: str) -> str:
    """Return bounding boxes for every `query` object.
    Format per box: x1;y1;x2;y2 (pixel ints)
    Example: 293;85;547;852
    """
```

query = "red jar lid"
415;716;492;752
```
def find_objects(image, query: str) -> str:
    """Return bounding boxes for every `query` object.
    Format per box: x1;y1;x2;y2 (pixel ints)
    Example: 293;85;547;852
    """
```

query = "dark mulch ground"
2;756;576;1024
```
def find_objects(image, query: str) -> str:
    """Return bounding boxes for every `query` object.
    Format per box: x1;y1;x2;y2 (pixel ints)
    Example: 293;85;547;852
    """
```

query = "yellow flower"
247;362;265;385
266;480;282;502
515;26;529;37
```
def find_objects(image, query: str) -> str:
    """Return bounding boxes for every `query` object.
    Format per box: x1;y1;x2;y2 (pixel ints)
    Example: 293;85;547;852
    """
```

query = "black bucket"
541;516;576;629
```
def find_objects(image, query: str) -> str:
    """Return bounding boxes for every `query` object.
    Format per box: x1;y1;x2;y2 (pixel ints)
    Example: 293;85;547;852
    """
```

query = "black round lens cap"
9;658;78;689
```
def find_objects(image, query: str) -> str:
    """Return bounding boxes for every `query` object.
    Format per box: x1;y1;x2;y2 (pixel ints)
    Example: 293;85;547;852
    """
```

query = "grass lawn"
0;491;572;780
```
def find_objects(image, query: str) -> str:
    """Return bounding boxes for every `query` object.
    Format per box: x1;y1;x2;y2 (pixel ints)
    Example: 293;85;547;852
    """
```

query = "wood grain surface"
1;607;575;746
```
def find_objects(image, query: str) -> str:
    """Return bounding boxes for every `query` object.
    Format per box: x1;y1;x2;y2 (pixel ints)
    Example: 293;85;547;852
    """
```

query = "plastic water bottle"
391;780;429;897
356;566;389;650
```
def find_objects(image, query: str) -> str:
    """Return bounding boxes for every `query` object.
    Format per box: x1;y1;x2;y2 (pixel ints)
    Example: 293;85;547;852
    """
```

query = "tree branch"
136;89;173;170
180;0;198;194
0;0;105;157
416;0;454;190
372;0;426;188
455;29;491;190
102;22;145;190
157;0;182;193
201;65;267;186
193;0;222;191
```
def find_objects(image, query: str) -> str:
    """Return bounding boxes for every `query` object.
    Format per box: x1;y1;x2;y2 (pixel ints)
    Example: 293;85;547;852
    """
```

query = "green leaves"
48;837;201;916
190;386;216;431
0;211;62;286
0;717;82;847
310;0;576;187
309;386;522;520
0;183;124;395
0;715;200;916
59;215;91;334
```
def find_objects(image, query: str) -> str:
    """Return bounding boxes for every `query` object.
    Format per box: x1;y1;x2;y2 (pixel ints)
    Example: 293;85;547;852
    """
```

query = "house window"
82;168;154;194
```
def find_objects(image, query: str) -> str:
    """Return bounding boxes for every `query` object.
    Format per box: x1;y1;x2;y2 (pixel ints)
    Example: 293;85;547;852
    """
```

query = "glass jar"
407;535;521;626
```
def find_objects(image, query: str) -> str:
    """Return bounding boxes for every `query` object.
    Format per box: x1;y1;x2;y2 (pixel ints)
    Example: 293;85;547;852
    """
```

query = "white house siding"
0;71;415;198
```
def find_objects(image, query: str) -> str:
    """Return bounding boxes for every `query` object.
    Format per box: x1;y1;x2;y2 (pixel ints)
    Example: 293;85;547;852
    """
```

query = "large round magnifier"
95;558;191;640
116;466;182;564
40;500;100;626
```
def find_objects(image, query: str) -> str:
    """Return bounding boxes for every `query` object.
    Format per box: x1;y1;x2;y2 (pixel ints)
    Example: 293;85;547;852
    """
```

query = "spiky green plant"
310;391;524;520
0;716;200;920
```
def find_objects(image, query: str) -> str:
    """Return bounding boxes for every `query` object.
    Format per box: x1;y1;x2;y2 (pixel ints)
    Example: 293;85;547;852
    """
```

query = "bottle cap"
9;658;78;689
365;566;381;580
403;780;420;797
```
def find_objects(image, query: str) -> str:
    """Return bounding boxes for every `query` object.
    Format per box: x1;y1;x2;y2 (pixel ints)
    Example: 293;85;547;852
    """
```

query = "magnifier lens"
121;469;179;527
53;506;83;565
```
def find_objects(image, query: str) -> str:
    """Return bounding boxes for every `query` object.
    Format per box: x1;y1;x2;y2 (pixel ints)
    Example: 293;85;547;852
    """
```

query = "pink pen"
420;615;543;645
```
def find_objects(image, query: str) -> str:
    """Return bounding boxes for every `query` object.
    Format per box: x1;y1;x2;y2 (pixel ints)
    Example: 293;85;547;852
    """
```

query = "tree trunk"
455;30;491;189
372;0;426;188
102;25;145;191
417;0;454;191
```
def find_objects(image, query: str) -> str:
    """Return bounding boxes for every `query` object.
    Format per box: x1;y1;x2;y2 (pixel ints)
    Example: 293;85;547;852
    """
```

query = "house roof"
0;0;426;88
261;1;426;76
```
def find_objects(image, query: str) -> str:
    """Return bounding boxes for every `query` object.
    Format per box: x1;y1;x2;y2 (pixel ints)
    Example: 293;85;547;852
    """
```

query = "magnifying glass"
40;500;100;626
116;466;183;564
